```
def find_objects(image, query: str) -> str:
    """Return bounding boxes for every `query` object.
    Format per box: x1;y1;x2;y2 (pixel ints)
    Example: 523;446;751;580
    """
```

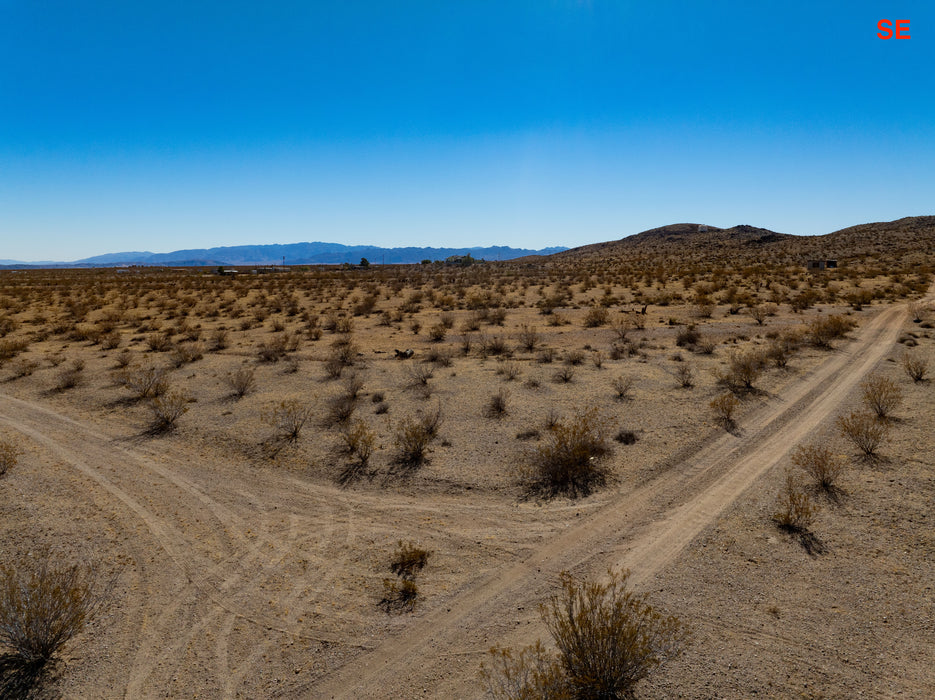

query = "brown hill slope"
552;216;935;271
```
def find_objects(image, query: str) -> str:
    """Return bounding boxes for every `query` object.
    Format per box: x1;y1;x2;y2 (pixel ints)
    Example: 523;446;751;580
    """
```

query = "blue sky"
1;1;932;261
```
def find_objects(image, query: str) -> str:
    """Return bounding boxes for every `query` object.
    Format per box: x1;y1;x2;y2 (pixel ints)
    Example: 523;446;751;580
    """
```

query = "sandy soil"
0;278;932;699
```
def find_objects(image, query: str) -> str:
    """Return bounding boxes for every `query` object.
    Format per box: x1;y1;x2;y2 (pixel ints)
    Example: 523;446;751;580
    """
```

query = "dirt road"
312;301;909;699
0;297;914;699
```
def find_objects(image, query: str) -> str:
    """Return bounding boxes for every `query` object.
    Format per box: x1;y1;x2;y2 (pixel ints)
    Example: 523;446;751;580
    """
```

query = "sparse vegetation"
860;374;902;420
224;366;256;398
837;410;888;457
710;392;740;427
148;390;190;432
901;351;929;382
268;399;313;443
773;470;818;534
524;407;611;497
791;442;845;495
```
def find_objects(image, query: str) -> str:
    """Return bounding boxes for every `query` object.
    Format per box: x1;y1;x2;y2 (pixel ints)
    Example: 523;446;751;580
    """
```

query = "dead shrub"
791;443;845;494
524;408;610;497
406;362;434;387
837;410;888;457
900;351;928;382
860;374;902;419
0;548;108;669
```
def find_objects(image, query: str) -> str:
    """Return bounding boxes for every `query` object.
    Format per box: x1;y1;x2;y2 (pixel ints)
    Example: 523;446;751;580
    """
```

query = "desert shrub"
10;359;39;378
484;570;686;699
611;375;634;400
54;360;84;391
486;388;510;418
0;339;29;366
552;366;575;384
900;351;928;382
0;438;18;477
525;408;610;497
101;329;122;350
209;328;229;351
381;541;431;613
480;334;511;357
148;390;189;432
428;324;447;342
615;429;638;445
837;410;888;457
536;347;556;364
791;443;845;494
772;470;817;533
722;350;763;390
481;641;570;700
339;420;375;465
0;549;107;668
389;541;431;579
675;363;694;388
807;314;856;348
406;362;434;387
710;392;740;427
394;407;442;466
675;325;700;347
517;324;540;352
147;330;172;352
860;374;902;419
268;399;313;443
409;320;422;335
169;342;203;368
439;312;455;329
113;350;133;369
326;394;357;426
224;367;256;398
563;350;584;366
374;401;389;415
256;333;298;362
119;364;169;400
583;306;609;328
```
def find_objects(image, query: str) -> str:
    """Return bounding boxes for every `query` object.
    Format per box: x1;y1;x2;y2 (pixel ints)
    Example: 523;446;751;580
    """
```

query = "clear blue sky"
1;1;932;261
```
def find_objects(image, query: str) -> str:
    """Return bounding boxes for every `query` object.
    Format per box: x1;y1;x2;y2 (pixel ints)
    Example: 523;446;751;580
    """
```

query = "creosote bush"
148;390;190;432
119;364;169;400
224;366;256;398
860;373;902;419
0;549;107;670
268;399;313;443
791;442;845;494
772;470;817;533
901;351;929;382
481;570;687;699
837;410;888;457
340;420;375;465
381;541;431;613
393;405;443;466
710;392;740;427
525;407;611;497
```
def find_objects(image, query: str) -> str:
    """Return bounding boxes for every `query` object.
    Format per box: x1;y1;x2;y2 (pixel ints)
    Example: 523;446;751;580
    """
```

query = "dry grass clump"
837;410;888;457
860;374;902;419
791;443;845;494
0;438;18;477
524;408;611;497
901;351;929;382
0;548;108;687
481;570;687;699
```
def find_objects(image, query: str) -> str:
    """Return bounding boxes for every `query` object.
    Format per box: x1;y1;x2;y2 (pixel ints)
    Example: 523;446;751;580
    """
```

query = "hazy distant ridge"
55;242;567;266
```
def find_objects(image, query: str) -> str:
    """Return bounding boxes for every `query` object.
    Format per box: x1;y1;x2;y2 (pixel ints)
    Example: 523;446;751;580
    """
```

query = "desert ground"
1;219;934;698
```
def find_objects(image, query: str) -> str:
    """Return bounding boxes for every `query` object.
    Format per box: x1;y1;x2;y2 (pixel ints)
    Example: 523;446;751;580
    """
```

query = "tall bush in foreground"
481;570;687;699
0;549;108;681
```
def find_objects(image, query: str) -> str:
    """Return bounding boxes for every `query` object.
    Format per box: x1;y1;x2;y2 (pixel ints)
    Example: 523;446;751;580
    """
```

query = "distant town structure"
807;259;838;271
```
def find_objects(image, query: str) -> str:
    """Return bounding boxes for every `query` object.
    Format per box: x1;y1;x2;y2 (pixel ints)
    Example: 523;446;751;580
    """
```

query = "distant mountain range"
0;242;568;268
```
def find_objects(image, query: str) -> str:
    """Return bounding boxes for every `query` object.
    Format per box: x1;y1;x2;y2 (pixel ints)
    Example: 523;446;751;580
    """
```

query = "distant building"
807;259;838;271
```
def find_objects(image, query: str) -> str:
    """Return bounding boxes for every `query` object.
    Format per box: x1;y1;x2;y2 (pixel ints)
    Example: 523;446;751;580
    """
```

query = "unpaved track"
313;300;911;699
